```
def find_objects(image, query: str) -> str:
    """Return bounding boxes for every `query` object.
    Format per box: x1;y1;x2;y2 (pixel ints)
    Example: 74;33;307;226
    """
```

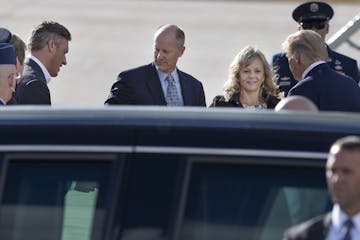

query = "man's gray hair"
28;21;71;52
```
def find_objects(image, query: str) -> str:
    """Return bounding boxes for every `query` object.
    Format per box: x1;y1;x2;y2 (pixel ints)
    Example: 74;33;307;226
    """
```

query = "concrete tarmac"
1;0;359;106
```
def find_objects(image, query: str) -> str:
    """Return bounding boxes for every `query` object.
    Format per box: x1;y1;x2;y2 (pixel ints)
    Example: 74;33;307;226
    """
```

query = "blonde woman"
211;46;282;109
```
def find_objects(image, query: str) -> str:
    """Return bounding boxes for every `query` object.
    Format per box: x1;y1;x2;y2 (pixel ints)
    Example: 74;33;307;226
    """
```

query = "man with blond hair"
275;96;318;112
282;30;360;112
272;2;359;96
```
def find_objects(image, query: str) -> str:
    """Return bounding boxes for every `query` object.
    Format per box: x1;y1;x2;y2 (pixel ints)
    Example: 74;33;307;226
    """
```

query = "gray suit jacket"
14;58;51;105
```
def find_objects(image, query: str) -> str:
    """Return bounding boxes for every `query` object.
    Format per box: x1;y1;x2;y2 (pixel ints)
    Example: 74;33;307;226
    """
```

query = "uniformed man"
0;28;12;43
272;1;360;96
0;43;17;105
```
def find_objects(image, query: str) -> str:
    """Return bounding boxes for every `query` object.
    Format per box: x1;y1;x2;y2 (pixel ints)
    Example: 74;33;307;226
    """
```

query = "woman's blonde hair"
223;46;280;101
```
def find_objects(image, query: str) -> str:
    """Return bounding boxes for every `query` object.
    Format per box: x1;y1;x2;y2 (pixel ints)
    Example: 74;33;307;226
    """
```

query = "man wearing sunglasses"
272;1;360;96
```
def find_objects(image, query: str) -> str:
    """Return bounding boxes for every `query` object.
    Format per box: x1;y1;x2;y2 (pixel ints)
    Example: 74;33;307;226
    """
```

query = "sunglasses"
301;22;327;30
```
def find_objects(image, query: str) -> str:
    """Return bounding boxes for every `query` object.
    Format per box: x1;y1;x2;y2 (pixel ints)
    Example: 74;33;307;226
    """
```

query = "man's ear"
325;23;329;34
47;39;56;54
294;51;302;64
178;46;185;58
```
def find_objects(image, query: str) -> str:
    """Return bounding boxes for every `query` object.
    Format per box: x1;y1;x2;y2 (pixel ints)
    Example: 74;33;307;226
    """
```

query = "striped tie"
165;74;181;106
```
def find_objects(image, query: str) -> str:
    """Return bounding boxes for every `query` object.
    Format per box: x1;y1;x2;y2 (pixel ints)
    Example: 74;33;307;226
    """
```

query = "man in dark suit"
282;30;360;112
105;24;206;106
0;43;17;105
272;1;360;96
283;136;360;240
14;21;71;105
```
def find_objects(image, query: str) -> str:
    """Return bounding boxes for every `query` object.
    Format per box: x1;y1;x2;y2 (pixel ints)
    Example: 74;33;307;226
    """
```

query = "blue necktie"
342;219;353;240
165;74;181;106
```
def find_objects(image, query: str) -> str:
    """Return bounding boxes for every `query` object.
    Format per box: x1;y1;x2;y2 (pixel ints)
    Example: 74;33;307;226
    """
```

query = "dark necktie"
342;219;353;240
165;74;181;106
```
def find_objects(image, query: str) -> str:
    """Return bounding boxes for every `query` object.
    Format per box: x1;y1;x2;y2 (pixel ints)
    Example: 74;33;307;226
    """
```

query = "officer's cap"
0;28;12;43
0;43;16;65
292;2;334;23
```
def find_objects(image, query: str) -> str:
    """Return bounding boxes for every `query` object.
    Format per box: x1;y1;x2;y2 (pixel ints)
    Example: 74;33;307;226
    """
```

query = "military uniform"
272;1;360;96
0;28;11;43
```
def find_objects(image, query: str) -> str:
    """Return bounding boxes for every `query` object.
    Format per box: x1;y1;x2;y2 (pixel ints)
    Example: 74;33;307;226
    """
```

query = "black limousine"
0;106;359;240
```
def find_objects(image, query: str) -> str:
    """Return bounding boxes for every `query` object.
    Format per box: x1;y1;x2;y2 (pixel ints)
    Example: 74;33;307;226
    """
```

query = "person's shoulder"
177;69;203;85
328;48;357;64
116;63;155;83
272;52;286;59
272;52;287;61
120;63;154;75
272;52;288;66
266;95;281;108
209;95;226;107
21;67;40;85
283;214;330;239
209;95;238;107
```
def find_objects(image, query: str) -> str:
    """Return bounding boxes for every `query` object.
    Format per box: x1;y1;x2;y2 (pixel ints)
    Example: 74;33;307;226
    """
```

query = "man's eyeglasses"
301;22;327;30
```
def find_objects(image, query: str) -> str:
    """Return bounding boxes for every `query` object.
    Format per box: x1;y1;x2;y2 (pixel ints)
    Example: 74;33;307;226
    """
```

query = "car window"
0;159;113;240
180;161;331;240
118;154;184;240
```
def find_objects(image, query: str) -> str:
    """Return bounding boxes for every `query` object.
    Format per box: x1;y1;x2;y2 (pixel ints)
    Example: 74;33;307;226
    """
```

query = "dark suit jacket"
288;63;360;112
283;213;331;240
14;58;51;105
210;92;280;109
272;47;360;96
105;63;206;106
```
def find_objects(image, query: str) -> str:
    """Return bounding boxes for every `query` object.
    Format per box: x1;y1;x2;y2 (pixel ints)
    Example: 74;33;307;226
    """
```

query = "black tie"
342;219;353;240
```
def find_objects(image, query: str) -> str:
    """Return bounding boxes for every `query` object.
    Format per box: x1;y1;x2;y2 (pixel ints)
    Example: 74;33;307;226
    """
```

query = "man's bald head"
275;96;318;112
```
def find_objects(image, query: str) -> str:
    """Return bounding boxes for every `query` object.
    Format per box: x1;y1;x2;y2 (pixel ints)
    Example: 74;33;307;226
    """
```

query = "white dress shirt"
326;204;360;240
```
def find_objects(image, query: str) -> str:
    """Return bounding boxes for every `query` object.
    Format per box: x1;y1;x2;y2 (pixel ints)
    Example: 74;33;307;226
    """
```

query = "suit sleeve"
105;73;135;105
197;82;206;106
349;60;360;84
19;80;50;105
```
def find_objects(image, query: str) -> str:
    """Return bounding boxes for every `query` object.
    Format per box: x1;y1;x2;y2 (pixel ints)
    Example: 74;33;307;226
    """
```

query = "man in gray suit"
283;136;360;239
14;21;71;105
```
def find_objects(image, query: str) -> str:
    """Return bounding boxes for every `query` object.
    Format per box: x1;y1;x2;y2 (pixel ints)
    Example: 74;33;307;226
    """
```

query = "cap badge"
310;3;319;13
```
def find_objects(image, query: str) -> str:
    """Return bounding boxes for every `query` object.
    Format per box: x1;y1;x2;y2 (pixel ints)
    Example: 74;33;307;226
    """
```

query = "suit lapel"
25;58;47;84
322;213;332;239
145;63;166;105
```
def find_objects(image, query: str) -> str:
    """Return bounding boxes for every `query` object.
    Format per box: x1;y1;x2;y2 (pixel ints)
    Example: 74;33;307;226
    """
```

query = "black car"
0;106;359;240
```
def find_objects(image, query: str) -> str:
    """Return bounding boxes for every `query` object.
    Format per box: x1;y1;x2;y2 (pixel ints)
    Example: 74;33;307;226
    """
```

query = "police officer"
272;1;360;96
